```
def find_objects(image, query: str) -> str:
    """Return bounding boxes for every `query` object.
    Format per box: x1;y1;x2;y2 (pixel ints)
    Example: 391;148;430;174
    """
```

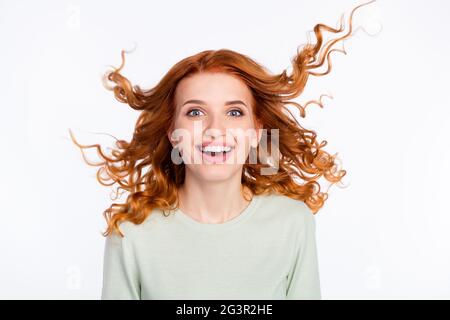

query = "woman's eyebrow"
182;99;248;108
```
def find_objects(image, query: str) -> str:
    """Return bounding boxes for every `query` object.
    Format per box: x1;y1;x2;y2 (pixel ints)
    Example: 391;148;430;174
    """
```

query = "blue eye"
186;109;204;117
185;108;244;117
228;109;244;117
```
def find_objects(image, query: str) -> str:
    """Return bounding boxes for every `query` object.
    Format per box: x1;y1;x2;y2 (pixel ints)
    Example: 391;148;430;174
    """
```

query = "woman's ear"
251;120;263;148
166;127;175;147
167;128;174;147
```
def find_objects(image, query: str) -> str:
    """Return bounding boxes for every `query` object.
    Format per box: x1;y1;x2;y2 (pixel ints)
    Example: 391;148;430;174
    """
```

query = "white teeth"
200;145;232;153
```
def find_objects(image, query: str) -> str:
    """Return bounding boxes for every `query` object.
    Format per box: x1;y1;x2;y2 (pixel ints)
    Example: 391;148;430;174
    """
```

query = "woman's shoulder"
258;193;315;227
111;208;173;240
259;192;311;212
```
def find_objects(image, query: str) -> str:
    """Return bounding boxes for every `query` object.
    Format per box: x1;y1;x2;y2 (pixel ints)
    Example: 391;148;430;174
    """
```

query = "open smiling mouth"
195;145;235;163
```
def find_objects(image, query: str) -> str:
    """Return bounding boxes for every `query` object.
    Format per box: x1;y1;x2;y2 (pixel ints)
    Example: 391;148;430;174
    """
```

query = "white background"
1;0;449;299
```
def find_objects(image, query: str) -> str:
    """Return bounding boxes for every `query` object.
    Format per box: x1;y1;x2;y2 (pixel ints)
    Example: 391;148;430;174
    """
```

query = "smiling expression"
167;71;262;180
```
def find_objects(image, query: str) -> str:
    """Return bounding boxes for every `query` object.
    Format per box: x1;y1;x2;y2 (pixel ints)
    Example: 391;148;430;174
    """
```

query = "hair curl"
70;1;375;237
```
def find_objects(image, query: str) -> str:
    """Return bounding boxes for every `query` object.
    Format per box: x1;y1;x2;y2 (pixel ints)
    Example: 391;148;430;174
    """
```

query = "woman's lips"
195;146;235;164
197;142;235;148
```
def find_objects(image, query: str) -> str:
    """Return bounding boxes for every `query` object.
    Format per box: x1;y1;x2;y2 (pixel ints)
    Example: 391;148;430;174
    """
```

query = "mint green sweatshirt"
101;193;321;300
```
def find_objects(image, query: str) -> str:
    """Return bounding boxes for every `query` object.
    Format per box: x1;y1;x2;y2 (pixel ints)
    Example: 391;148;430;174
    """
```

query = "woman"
70;1;374;300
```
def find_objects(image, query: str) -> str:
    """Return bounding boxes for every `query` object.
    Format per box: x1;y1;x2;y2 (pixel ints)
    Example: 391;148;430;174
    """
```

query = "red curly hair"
70;1;375;237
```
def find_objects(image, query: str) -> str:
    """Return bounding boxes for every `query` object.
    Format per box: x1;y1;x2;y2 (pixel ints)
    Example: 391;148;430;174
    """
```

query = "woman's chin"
186;163;242;180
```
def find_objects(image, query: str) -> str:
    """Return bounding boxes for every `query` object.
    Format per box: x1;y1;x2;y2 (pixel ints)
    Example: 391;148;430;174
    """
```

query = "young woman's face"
168;71;261;182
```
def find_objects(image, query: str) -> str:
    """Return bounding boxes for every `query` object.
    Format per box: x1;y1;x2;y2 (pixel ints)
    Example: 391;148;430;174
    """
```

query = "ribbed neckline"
171;194;262;233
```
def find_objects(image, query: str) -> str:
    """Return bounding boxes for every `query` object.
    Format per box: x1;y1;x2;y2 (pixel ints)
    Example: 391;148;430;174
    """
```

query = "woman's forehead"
175;72;253;107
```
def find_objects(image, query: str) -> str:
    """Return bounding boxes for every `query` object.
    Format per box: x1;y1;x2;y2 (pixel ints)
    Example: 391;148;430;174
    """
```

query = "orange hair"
70;1;375;237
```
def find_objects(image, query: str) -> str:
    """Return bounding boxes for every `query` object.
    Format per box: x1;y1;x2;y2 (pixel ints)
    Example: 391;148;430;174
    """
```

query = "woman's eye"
228;109;244;117
186;109;204;117
186;108;244;117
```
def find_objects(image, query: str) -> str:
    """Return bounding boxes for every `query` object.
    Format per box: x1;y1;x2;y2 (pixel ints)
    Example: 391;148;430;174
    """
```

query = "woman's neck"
177;171;252;224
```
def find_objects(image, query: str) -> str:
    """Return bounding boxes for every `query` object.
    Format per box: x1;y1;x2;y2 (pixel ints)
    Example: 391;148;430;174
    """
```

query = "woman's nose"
204;113;226;135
